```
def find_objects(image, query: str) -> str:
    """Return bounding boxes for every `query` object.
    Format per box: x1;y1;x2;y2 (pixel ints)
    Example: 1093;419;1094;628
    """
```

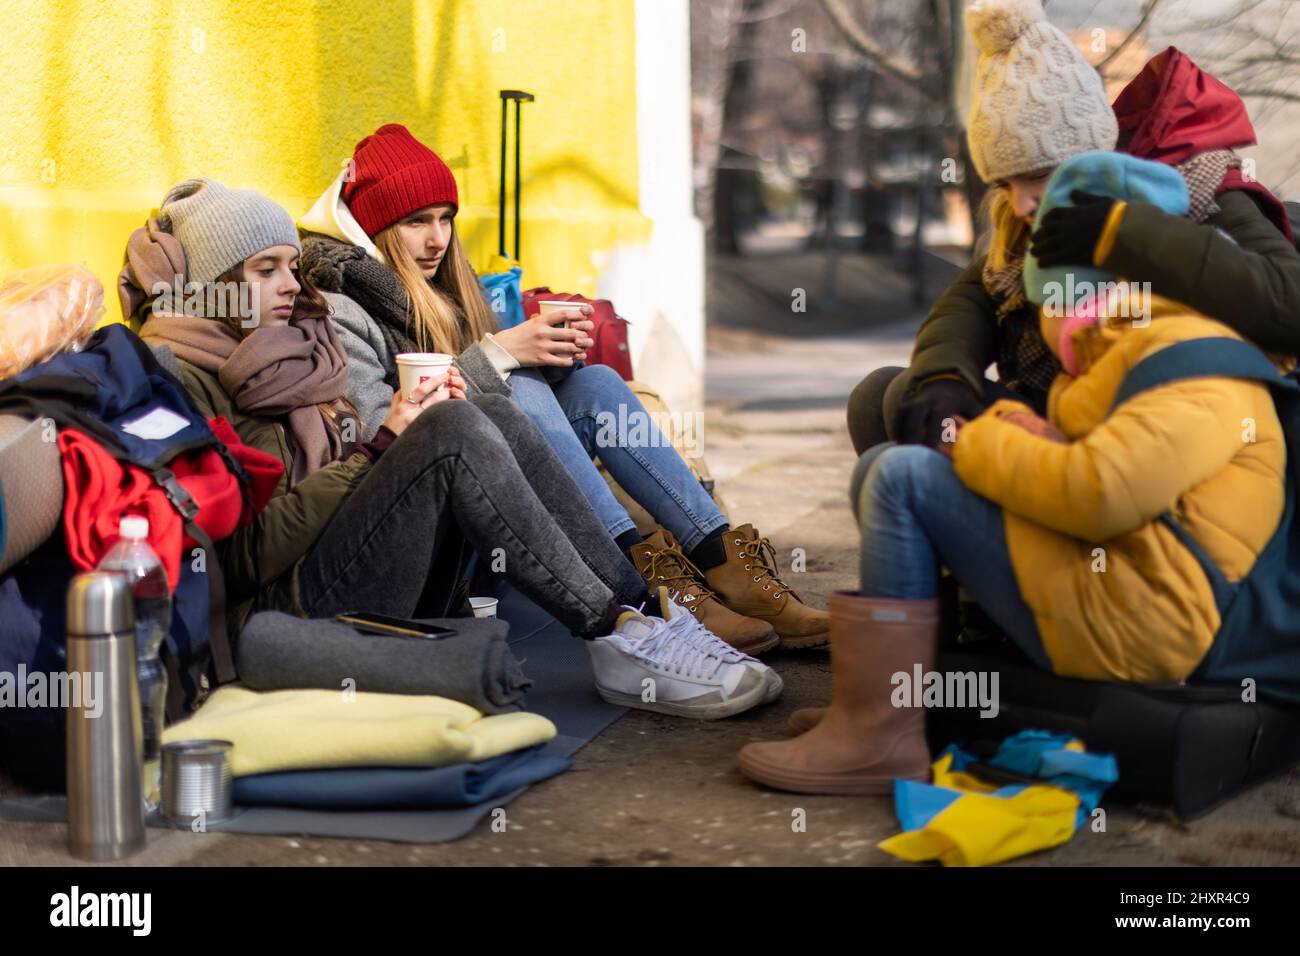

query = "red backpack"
522;287;633;381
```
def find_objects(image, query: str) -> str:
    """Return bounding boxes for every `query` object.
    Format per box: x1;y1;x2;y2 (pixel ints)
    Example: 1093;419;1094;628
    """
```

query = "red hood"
1113;47;1292;242
1114;46;1256;162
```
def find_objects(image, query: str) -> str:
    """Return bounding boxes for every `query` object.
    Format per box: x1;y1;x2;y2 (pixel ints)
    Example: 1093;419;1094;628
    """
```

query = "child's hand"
1002;409;1068;443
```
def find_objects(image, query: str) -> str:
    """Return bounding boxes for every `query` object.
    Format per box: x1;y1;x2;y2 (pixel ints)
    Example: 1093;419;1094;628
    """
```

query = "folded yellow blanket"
162;686;557;777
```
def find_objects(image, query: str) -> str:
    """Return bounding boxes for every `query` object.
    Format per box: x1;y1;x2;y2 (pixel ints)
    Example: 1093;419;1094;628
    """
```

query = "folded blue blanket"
232;746;570;810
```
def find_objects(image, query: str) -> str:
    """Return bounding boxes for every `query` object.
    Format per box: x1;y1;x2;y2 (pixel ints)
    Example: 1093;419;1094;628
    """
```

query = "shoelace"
665;596;753;665
737;534;794;600
626;607;729;679
642;543;716;613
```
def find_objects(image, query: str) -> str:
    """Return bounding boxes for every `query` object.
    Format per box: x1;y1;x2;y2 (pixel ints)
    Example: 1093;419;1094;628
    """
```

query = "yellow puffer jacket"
952;297;1287;683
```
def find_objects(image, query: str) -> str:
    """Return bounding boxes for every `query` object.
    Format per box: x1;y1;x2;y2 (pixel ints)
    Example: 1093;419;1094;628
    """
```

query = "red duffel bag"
522;286;633;381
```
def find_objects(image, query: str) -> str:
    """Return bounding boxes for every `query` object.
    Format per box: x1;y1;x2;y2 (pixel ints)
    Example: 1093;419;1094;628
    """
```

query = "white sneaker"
586;587;783;719
659;593;784;704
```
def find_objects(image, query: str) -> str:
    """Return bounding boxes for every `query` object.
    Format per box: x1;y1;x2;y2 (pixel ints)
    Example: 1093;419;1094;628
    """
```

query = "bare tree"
1144;0;1300;194
1095;0;1166;74
692;0;747;236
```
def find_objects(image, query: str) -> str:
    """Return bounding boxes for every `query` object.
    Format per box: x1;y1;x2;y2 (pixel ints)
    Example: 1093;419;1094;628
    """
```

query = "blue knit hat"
1024;151;1189;306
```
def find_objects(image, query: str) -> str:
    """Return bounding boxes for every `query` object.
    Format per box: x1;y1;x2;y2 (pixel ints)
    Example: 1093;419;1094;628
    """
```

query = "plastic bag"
478;256;526;330
0;264;105;381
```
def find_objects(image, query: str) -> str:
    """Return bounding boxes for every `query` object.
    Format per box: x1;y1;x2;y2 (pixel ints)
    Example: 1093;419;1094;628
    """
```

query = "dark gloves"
893;378;985;447
1029;191;1116;268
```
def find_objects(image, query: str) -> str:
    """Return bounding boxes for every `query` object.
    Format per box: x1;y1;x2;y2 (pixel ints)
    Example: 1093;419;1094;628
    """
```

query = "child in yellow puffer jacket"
739;151;1288;796
956;293;1285;682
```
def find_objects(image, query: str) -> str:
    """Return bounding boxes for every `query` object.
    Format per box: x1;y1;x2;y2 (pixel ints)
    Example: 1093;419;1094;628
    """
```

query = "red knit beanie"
342;124;459;237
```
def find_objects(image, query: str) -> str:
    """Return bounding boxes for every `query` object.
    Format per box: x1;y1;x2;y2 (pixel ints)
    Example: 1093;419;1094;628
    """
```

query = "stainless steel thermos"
65;571;146;860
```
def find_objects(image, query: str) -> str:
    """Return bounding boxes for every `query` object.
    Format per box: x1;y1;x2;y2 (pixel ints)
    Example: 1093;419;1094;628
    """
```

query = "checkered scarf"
1175;148;1240;224
980;149;1239;395
982;249;1061;397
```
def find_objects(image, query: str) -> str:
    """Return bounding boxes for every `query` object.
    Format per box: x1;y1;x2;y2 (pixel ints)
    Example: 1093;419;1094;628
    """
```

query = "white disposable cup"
396;352;454;401
469;597;499;619
537;300;579;329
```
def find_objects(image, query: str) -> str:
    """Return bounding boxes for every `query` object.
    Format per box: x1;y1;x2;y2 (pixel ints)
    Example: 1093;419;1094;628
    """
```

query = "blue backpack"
0;325;251;788
1111;337;1300;703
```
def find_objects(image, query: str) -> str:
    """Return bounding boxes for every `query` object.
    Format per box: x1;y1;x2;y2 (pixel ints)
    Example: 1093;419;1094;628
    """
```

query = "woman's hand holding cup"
495;302;594;368
381;368;462;437
443;365;468;400
541;300;595;363
568;317;594;363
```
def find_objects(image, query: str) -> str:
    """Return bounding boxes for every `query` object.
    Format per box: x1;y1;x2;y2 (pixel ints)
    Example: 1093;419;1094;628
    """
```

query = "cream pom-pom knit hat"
965;0;1118;183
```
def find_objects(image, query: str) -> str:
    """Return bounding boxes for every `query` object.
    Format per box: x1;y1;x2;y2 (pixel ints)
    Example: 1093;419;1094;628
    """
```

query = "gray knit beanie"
965;0;1118;183
159;178;301;284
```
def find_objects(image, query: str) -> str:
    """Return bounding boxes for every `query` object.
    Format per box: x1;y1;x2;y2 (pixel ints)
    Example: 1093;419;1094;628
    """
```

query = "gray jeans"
299;394;643;637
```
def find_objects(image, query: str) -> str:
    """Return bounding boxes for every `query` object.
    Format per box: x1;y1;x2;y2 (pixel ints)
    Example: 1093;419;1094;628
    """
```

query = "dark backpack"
1108;337;1300;704
0;325;252;788
933;338;1300;818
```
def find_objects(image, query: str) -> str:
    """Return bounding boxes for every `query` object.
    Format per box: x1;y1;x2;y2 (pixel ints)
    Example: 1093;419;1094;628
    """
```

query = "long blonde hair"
374;225;498;354
974;185;1031;273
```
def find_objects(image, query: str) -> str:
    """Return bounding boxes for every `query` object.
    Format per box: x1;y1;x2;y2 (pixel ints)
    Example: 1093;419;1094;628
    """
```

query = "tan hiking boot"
630;529;779;656
738;592;938;795
702;524;830;649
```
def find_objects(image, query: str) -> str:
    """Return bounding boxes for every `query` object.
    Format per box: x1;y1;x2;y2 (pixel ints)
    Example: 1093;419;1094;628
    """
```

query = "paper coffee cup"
396;352;454;401
469;597;499;619
538;300;576;329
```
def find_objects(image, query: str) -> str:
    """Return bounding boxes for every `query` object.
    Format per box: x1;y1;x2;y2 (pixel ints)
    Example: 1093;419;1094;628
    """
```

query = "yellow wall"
0;0;650;323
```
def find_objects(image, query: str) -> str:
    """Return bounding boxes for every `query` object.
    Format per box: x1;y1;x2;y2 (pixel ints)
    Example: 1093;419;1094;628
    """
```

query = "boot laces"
737;534;794;600
643;541;715;613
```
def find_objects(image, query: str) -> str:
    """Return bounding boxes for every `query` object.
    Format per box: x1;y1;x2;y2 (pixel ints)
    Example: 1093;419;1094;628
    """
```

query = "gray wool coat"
324;291;511;440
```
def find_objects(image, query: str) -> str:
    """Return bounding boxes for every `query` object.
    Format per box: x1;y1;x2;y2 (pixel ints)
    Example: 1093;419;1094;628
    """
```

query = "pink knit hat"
342;124;459;237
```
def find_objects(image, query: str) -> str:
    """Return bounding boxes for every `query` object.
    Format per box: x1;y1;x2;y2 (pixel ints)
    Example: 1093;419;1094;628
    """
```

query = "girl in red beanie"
130;178;780;721
300;123;831;655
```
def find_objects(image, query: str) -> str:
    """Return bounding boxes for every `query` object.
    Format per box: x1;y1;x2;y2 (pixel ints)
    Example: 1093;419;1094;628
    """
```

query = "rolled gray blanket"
236;612;531;714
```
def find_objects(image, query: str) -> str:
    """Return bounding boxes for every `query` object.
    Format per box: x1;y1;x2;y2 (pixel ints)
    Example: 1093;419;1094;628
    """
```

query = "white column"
598;0;707;415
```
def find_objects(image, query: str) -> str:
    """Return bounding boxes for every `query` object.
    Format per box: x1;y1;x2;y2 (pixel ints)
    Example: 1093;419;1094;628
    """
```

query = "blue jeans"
851;443;1049;669
509;365;728;552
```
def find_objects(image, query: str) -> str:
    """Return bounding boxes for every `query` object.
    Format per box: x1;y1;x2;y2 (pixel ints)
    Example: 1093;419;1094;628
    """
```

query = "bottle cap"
119;515;150;540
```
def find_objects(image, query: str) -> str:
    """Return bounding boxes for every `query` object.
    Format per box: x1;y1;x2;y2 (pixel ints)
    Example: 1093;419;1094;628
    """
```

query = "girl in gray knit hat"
126;178;782;722
846;0;1300;458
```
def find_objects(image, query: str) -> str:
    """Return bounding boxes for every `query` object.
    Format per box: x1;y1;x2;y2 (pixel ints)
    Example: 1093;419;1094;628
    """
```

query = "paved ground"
3;249;1298;866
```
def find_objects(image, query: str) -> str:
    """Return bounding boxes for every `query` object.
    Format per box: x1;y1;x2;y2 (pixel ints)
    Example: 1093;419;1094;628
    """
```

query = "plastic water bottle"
97;516;171;812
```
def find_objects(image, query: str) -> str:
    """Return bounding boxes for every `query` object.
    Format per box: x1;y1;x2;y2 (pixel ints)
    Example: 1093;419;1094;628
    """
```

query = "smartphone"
335;612;457;640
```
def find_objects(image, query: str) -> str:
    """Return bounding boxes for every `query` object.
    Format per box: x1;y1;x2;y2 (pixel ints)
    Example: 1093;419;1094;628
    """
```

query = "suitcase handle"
499;90;535;262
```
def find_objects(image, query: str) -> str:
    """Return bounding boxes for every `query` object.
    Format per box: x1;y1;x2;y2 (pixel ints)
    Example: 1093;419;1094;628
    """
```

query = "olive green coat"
174;359;374;637
909;190;1300;396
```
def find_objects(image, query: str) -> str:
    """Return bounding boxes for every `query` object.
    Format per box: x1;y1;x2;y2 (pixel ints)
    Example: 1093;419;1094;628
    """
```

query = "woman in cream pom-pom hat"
846;0;1300;459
